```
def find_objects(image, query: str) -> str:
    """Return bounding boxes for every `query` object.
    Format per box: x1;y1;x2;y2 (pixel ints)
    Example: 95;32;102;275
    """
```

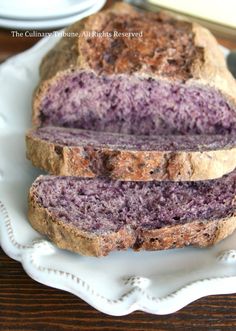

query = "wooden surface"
1;2;236;330
1;248;236;331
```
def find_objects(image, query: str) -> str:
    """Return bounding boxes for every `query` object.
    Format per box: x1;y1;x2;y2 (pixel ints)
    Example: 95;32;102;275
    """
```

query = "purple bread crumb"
39;71;236;135
33;172;236;233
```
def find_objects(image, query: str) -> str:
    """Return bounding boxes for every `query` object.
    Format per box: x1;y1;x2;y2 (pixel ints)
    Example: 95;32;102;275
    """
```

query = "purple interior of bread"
33;173;236;233
39;71;236;135
32;126;236;151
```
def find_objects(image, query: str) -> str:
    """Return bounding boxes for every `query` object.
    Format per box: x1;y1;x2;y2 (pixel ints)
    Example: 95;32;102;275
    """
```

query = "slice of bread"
26;126;236;181
28;173;236;256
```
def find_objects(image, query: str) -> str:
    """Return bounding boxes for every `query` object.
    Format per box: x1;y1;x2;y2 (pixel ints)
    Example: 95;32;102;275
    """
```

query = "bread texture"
26;126;236;181
27;3;236;256
28;174;236;256
32;3;236;135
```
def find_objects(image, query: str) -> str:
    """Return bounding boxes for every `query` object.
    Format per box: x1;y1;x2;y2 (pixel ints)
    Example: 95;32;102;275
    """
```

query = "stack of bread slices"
26;3;236;256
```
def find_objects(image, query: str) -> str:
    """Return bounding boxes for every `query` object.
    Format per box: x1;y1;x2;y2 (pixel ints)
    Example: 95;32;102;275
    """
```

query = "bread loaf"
27;4;236;256
32;3;236;136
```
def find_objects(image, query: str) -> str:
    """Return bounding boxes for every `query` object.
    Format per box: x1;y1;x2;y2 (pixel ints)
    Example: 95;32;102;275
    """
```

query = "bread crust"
28;185;236;257
26;130;236;181
32;3;236;126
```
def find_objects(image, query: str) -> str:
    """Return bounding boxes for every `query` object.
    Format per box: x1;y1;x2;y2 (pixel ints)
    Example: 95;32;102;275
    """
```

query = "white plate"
0;31;236;316
0;0;106;30
0;0;98;20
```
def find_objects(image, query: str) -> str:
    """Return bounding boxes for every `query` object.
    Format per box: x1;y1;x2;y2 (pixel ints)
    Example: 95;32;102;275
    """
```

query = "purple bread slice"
33;3;236;135
28;173;236;256
26;126;236;181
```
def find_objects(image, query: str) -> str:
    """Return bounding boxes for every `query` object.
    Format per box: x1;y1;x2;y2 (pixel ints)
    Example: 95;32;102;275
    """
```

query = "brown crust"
26;130;236;181
190;23;236;106
78;7;198;78
32;3;236;126
28;182;236;257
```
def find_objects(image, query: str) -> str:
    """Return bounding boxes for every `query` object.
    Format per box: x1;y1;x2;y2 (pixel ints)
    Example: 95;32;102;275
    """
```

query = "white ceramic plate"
0;0;106;30
0;0;98;20
0;32;236;316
